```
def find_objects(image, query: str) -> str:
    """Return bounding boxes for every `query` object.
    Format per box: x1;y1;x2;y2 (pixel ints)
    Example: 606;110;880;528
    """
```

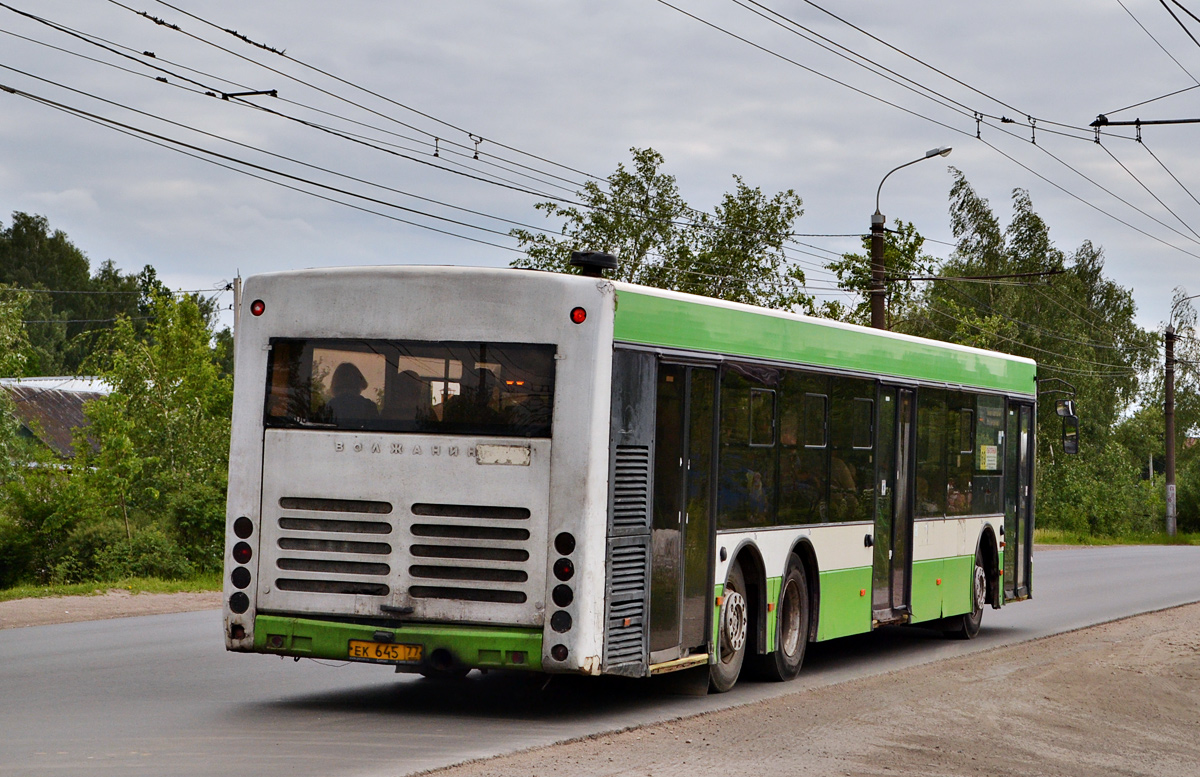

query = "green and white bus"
223;263;1059;691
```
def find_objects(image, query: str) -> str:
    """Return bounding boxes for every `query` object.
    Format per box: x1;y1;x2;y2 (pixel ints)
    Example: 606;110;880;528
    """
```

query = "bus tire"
710;560;749;693
756;553;809;682
944;549;985;640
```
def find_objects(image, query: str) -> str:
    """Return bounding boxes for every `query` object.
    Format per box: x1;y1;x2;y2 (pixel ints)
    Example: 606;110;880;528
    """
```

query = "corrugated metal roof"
0;377;112;394
1;380;110;458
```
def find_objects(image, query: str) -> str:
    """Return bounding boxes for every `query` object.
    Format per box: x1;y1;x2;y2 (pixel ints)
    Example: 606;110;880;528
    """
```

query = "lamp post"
871;146;952;330
1165;292;1200;535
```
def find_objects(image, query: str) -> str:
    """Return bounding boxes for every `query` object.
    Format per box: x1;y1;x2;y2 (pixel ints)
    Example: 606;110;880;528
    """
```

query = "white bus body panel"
224;267;615;674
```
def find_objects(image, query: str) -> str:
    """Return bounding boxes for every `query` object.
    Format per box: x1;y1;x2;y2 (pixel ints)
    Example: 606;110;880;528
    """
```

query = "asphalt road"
2;546;1198;777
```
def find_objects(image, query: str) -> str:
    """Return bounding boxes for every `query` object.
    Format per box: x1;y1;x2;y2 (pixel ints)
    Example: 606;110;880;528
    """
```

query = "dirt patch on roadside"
0;589;220;629
428;603;1200;777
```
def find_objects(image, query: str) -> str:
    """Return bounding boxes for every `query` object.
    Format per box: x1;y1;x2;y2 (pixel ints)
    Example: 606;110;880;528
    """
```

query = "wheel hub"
973;563;986;611
722;590;748;653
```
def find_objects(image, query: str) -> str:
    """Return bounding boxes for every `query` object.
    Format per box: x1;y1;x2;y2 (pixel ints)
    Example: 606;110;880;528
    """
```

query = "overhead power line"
653;0;1200;267
1115;0;1199;86
122;0;601;184
0;82;528;253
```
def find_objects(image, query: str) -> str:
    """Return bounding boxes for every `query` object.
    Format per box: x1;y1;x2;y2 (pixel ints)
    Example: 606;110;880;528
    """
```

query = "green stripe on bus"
815;566;872;641
910;554;977;623
766;576;782;653
910;559;944;623
253;614;543;670
940;554;976;617
613;290;1036;394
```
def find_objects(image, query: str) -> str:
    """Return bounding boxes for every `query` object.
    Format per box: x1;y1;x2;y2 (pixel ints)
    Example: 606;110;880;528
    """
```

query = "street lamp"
1164;291;1200;535
870;146;952;330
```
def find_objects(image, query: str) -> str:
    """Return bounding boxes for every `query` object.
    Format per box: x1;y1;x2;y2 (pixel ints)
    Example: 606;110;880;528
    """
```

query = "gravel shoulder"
0;589;220;629
423;602;1200;777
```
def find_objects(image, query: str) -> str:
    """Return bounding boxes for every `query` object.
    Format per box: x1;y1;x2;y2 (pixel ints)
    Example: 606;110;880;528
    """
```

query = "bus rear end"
223;266;614;676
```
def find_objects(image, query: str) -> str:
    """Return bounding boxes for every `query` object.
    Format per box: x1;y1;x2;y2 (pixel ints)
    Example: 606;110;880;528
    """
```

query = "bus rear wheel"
944;550;985;640
756;553;809;682
710;560;748;693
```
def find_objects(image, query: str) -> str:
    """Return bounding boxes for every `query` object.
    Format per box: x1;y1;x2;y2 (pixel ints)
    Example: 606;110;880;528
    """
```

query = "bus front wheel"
710;560;749;693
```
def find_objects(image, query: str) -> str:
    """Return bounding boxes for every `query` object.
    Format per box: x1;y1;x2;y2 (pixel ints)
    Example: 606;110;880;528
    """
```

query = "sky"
2;0;1199;333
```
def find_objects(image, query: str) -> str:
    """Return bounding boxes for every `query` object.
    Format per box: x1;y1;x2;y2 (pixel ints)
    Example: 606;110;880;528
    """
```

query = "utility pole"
1166;324;1177;536
870;146;951;331
870;212;886;329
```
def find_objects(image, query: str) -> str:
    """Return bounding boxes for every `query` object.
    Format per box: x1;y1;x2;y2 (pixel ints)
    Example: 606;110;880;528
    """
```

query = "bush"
93;526;195;581
1177;456;1200;534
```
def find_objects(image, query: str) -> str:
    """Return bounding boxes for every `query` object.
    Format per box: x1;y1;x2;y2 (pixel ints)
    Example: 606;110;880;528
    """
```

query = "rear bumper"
250;614;544;672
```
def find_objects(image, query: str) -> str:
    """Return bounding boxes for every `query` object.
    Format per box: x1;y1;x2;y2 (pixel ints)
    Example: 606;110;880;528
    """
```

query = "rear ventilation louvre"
611;446;651;532
603;542;648;667
269;495;534;608
279;516;392;534
412;503;529;520
279;497;392;514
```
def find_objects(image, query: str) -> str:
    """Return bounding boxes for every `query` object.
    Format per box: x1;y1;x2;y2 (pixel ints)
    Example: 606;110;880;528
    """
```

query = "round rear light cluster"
569;307;586;325
229;517;254;616
232;541;253;565
250;299;265;316
549;532;577;659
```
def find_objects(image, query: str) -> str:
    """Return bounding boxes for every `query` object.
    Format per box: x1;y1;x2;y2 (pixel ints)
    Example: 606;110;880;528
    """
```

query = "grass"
1035;528;1200;546
0;572;221;603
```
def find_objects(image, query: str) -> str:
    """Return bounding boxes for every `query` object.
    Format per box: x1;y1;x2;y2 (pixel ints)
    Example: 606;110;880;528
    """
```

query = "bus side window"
778;372;828;526
946;394;975;516
718;366;777;530
973;394;1005;514
830;378;874;523
915;389;948;517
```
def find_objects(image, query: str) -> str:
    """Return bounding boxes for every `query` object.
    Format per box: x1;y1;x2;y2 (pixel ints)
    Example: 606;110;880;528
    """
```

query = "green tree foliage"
510;148;812;311
0;284;33;377
0;294;231;585
0;212;175;375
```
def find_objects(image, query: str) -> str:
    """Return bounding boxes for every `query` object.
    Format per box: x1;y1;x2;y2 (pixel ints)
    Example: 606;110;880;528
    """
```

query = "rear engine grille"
403;504;531;606
277;558;390;576
410;524;529;541
276;579;389;596
409;565;527;583
410;544;528;562
604;542;648;666
278;537;392;555
280;496;392;514
270;496;533;609
611;446;651;532
279;516;392;534
409;586;526;603
273;498;395;598
412;503;530;520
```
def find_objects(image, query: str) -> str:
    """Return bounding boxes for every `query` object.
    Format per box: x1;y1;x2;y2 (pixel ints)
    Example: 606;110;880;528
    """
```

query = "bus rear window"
265;339;555;438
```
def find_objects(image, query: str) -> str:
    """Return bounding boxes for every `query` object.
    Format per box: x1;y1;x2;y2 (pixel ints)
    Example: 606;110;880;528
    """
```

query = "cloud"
27;188;99;214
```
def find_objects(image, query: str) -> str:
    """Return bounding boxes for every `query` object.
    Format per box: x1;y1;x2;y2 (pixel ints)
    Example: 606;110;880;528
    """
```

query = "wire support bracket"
221;89;277;100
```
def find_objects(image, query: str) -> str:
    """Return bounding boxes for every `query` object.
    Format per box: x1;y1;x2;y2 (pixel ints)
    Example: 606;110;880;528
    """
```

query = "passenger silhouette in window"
326;362;379;425
443;369;504;426
385;369;428;423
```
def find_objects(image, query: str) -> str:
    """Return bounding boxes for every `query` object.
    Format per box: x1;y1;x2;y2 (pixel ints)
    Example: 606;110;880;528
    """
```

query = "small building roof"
0;377;112;458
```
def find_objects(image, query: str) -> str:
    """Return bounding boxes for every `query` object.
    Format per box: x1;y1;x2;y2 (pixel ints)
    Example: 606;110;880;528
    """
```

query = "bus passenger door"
1004;402;1035;599
650;364;717;663
872;386;915;624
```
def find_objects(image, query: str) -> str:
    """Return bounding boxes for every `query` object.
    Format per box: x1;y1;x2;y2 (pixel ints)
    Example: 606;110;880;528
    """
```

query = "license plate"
347;640;423;664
